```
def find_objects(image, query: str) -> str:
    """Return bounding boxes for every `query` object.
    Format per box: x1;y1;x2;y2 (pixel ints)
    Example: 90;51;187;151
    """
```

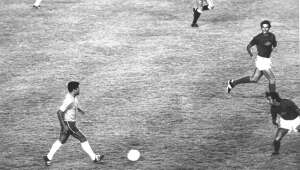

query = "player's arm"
58;102;73;131
57;110;67;129
272;34;278;53
289;101;300;116
296;108;300;116
247;37;256;57
246;44;254;57
273;34;277;48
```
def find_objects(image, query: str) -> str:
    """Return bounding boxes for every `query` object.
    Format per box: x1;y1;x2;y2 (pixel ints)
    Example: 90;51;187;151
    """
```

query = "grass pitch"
0;0;299;169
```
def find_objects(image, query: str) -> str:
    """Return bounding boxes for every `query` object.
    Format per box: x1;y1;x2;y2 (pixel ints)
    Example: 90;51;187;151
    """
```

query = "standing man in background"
33;0;42;8
43;81;104;166
191;0;215;27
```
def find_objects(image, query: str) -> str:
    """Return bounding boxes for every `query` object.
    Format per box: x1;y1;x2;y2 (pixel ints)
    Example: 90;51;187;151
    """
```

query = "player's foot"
191;23;199;27
93;154;104;163
33;5;40;9
43;155;51;166
227;79;233;93
271;152;279;156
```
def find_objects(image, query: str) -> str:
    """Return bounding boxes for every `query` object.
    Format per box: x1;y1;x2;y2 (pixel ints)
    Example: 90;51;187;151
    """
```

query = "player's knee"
59;138;67;144
274;137;281;142
273;139;280;145
269;79;276;84
250;77;259;83
79;136;87;143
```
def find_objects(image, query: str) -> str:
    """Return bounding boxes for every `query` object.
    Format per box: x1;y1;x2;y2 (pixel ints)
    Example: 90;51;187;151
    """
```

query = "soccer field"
0;0;299;169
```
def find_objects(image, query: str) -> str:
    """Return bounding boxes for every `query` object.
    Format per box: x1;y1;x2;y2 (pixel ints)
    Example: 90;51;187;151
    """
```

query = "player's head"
67;81;80;95
260;20;271;34
265;92;281;106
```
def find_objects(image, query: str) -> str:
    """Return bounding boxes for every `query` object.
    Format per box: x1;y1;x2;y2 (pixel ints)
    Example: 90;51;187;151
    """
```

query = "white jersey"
59;93;78;121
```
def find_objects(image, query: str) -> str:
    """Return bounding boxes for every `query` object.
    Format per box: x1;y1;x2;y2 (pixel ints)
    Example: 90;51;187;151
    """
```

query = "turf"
0;0;299;169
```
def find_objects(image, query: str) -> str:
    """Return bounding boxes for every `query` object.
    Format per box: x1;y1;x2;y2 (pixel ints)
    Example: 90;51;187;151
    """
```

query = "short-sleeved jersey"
249;32;277;58
59;93;78;121
271;99;300;120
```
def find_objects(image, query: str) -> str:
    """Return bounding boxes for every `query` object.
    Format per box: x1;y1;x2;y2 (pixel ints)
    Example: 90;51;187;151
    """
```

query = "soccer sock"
269;83;276;93
34;0;42;6
81;141;96;160
273;140;280;153
47;140;62;160
192;8;201;24
232;76;252;87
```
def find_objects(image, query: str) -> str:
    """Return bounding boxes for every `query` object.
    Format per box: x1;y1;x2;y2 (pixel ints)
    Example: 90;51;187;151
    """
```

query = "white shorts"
206;0;214;9
255;56;272;70
279;116;300;133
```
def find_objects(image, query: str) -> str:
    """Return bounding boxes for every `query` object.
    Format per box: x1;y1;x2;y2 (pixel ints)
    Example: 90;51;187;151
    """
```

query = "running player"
227;20;277;94
43;81;104;166
266;92;300;155
191;0;215;27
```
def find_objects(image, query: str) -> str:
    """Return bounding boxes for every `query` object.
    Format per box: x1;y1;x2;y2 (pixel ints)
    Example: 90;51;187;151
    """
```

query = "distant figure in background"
227;20;277;94
191;0;215;27
266;92;300;155
43;81;104;166
33;0;42;8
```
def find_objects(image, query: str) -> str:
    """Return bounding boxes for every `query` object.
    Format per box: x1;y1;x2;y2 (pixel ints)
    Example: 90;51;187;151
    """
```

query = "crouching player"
43;81;104;166
266;92;300;155
191;0;214;27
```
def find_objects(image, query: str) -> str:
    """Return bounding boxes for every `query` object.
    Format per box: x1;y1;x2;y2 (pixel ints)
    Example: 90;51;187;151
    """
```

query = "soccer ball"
127;149;140;161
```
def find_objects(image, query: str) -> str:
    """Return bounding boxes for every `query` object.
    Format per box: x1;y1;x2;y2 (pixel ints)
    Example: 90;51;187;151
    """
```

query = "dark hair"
265;92;281;102
67;81;79;92
260;20;271;28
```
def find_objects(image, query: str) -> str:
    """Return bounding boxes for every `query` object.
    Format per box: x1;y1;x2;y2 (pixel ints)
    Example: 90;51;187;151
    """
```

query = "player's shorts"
206;0;214;9
255;55;272;70
59;121;87;143
279;116;300;133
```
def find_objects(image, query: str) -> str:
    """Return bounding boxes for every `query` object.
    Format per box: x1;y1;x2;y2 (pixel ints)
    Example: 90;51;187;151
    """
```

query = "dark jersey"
249;32;277;58
271;99;300;120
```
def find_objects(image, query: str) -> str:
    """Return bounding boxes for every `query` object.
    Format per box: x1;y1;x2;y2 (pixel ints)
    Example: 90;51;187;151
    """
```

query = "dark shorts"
59;121;87;143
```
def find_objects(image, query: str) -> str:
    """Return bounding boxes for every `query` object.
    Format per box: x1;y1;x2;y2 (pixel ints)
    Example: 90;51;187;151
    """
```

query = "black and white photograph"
0;0;299;169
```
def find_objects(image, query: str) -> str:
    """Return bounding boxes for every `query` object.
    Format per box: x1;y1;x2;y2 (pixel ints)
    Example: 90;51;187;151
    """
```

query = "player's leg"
227;69;263;93
272;128;288;155
44;128;70;166
191;0;202;27
67;122;104;162
262;69;276;92
33;0;42;8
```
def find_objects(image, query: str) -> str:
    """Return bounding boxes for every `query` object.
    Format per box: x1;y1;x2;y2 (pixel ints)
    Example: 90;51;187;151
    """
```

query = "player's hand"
77;108;85;115
78;110;85;115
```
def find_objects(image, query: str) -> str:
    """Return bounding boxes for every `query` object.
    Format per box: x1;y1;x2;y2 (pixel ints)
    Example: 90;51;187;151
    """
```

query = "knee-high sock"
273;140;280;153
81;141;96;160
269;83;276;93
34;0;42;6
192;8;201;24
47;140;62;160
232;76;253;87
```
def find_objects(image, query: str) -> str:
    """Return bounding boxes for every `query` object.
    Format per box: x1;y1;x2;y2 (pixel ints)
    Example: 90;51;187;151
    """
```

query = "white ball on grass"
127;149;140;161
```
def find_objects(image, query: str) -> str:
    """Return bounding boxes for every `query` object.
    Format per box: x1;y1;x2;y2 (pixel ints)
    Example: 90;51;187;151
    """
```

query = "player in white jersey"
191;0;215;27
33;0;42;8
43;81;104;166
